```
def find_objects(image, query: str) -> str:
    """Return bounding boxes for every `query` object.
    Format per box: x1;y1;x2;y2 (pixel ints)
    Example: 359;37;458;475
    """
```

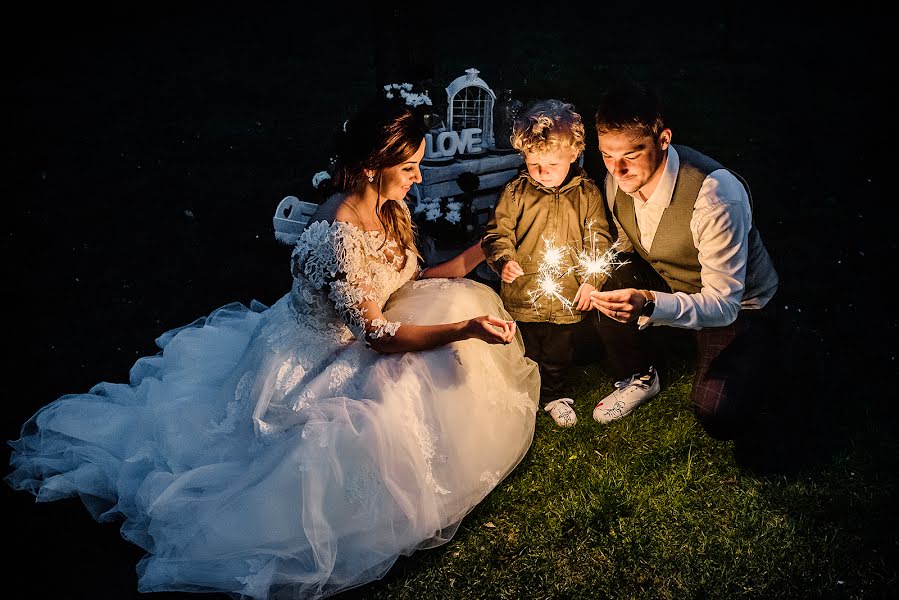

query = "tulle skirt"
7;277;540;599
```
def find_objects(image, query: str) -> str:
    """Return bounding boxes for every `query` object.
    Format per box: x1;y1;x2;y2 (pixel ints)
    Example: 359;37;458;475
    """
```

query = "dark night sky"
2;3;894;599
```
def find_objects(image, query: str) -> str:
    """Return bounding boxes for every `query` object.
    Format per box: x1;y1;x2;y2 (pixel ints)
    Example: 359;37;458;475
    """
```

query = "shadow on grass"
729;307;852;479
574;307;854;480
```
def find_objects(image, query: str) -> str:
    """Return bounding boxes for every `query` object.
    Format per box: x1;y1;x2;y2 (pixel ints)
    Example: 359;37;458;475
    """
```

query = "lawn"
339;355;895;599
332;273;896;599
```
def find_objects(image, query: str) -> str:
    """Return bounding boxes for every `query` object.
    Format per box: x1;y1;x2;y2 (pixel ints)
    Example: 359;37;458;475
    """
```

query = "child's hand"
574;283;596;310
501;260;524;283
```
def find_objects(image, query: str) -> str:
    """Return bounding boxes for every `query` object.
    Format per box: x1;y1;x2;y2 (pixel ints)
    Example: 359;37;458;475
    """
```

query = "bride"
6;96;540;599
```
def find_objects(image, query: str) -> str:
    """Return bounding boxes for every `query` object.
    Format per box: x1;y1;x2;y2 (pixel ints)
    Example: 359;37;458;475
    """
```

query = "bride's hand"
465;315;516;344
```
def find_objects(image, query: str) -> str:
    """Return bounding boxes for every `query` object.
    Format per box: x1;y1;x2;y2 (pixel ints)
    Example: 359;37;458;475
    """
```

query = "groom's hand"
589;288;642;322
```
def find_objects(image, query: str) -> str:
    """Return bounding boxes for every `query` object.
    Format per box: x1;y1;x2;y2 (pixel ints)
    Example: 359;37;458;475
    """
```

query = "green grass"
335;354;896;600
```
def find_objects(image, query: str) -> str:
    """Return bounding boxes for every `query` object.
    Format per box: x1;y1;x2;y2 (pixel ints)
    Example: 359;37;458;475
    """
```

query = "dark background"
3;3;895;598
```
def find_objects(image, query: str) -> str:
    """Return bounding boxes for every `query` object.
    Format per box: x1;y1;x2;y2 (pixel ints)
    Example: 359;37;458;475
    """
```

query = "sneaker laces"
613;368;656;391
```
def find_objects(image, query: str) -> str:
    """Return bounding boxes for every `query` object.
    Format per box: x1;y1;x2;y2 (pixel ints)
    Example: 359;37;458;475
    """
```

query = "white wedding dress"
7;219;540;599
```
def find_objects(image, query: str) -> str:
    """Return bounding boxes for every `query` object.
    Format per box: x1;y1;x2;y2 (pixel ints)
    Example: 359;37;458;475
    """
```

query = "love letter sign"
424;128;483;158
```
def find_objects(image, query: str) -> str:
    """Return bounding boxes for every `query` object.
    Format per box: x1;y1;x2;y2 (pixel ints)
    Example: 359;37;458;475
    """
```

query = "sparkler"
527;221;628;315
573;220;629;287
527;236;575;312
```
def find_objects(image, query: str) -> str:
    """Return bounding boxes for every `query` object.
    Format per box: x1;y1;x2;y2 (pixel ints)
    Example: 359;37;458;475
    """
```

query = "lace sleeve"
291;221;401;345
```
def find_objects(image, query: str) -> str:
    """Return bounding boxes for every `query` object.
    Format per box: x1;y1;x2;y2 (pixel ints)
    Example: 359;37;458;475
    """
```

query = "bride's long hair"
331;98;429;260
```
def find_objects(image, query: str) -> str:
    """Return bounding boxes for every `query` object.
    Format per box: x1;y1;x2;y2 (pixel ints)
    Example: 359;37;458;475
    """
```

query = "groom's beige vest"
612;145;778;307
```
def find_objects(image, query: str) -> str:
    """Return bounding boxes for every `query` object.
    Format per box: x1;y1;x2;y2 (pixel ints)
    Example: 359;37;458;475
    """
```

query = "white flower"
444;209;462;224
414;197;440;214
383;82;432;107
402;91;432;107
415;195;470;227
312;171;331;189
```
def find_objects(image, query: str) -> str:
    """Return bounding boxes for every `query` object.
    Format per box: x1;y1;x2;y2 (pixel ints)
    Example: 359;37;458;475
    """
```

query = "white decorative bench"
273;196;319;246
412;151;524;229
272;152;524;248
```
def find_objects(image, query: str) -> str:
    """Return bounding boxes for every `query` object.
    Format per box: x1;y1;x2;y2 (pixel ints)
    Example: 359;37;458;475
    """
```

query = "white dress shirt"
605;146;772;330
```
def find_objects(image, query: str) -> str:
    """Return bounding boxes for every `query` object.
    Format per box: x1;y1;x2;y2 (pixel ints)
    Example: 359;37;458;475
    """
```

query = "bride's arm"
318;220;511;353
418;241;485;279
359;297;516;353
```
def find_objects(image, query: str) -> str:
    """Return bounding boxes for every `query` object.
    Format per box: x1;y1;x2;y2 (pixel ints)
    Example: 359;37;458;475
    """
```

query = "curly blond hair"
510;99;585;156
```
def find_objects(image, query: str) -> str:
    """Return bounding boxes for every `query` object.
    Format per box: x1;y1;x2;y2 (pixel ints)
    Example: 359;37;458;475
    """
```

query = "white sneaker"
592;367;660;424
544;397;577;427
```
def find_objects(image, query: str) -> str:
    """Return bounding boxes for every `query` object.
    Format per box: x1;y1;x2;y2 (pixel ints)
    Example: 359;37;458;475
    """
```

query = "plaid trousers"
594;253;780;440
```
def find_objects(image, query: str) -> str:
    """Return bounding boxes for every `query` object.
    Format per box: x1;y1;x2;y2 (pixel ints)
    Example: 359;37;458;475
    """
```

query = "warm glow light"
527;224;627;315
527;237;575;313
574;220;629;285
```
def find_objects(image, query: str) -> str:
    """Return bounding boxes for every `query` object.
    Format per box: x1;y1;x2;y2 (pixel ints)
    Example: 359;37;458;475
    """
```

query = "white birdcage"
445;68;496;149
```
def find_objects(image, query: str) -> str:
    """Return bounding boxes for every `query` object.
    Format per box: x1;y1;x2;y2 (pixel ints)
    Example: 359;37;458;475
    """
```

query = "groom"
587;80;780;442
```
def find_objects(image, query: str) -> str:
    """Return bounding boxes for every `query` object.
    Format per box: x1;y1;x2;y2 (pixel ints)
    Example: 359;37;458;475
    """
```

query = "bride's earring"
367;173;374;183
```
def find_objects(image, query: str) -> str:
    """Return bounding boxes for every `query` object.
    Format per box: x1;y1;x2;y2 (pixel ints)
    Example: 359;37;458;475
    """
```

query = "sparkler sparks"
526;221;628;315
527;237;575;312
574;219;629;286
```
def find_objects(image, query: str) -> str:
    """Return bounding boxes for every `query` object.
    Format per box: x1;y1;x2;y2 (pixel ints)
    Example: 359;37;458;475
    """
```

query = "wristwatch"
639;290;655;317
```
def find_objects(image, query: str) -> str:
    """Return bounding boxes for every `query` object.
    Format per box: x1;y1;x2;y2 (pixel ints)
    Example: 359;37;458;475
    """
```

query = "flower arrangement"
412;195;474;244
312;170;331;189
414;196;463;225
383;83;432;107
